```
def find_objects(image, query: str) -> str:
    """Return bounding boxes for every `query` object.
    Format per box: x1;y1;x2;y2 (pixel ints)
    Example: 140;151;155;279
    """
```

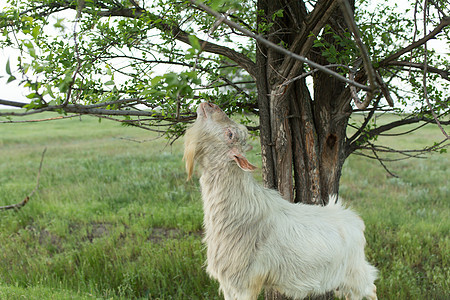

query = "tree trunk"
256;0;353;299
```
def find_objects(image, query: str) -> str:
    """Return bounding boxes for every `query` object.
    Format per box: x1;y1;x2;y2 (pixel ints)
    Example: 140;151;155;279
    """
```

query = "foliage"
0;0;255;140
0;0;447;146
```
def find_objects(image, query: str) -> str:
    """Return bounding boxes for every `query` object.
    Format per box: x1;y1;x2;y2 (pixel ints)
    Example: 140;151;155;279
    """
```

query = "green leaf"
151;76;163;86
105;64;112;76
104;80;115;86
54;18;65;30
21;16;33;23
185;48;196;59
23;41;36;58
6;75;16;83
46;85;55;98
6;58;11;75
272;9;283;21
31;25;40;39
26;93;38;99
164;73;178;86
188;35;202;52
210;0;226;10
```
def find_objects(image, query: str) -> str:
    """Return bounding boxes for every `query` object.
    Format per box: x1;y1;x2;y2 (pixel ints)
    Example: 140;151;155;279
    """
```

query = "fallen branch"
0;148;47;211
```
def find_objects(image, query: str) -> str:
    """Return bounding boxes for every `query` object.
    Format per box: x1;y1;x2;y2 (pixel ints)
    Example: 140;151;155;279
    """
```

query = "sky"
0;0;448;110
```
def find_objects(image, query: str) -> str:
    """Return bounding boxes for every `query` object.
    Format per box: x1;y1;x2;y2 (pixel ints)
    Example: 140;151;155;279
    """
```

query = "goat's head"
184;102;256;180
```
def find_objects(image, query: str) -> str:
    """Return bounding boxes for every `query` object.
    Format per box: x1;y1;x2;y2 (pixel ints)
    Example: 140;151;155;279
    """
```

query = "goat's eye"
227;129;233;140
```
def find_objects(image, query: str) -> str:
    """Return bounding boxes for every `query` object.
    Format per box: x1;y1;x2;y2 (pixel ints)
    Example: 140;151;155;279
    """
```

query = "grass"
0;112;448;299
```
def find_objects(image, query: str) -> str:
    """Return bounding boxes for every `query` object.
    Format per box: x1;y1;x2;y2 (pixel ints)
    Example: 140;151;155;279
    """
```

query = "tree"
0;0;449;298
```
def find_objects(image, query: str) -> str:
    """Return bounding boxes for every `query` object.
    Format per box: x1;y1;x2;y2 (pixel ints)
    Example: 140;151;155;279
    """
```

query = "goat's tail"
327;194;341;206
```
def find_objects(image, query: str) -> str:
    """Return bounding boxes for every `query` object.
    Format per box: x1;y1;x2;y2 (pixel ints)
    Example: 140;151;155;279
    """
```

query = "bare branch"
422;2;449;139
349;72;373;109
386;61;450;81
0;148;47;211
0;99;197;122
356;138;449;159
346;96;382;145
347;115;450;155
0;99;28;108
278;64;352;89
118;136;163;143
93;115;170;133
63;6;84;107
0;115;81;123
279;0;338;79
339;0;378;106
374;72;394;107
352;150;427;161
369;143;399;177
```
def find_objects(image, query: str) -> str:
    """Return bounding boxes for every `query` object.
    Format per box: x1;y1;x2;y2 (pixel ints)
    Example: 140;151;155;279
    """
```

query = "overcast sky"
0;0;448;110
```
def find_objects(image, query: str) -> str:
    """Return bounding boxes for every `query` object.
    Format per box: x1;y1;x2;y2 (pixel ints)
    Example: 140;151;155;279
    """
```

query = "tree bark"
256;0;353;299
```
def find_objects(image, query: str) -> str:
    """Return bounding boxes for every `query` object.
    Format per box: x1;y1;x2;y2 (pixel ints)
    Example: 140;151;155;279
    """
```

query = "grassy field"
0;112;448;299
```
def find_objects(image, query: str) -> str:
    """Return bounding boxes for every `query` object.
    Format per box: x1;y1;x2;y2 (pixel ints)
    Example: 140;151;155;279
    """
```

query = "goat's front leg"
221;285;259;300
368;284;377;300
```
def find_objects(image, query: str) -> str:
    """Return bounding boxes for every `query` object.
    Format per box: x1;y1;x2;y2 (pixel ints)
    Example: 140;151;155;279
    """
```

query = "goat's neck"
199;163;266;250
199;163;268;280
199;163;258;214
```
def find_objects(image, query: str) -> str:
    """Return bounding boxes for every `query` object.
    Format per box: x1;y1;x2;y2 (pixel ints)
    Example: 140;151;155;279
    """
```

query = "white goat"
184;102;378;300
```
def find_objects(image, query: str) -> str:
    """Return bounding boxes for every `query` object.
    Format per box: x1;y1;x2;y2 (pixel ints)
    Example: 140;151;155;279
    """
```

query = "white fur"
184;103;378;300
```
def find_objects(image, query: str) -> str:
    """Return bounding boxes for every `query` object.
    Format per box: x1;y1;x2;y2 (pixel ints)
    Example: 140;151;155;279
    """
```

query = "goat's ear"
183;136;196;180
229;148;257;172
233;154;257;171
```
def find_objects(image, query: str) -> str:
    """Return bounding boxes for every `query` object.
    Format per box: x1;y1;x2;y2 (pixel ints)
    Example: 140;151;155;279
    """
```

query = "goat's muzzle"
197;102;227;120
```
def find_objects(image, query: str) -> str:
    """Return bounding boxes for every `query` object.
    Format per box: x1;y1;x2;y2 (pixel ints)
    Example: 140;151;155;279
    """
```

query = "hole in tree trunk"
326;133;337;149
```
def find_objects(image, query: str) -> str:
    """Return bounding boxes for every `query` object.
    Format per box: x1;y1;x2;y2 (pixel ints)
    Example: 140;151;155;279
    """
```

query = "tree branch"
355;138;449;160
0;115;81;123
386;61;450;81
339;0;378;107
0;99;196;122
0;99;28;108
379;16;450;66
369;143;399;177
0;148;47;211
422;2;449;139
347;115;450;155
279;0;338;80
346;96;382;145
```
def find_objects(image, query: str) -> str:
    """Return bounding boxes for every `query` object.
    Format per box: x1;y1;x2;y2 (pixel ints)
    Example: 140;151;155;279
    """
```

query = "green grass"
342;113;449;299
0;112;448;299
